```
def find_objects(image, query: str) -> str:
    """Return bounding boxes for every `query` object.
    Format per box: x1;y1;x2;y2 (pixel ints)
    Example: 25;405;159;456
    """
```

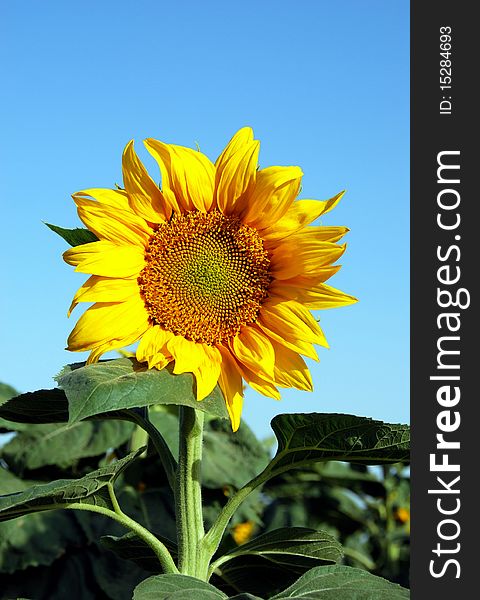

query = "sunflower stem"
66;501;178;574
175;406;207;578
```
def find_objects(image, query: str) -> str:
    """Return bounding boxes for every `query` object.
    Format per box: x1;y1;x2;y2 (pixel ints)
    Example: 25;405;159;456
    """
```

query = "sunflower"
64;128;356;430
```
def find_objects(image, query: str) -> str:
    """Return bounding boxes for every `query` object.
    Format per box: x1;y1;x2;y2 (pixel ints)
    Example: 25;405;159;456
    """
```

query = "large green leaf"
217;527;342;569
56;358;229;423
203;419;271;489
45;222;98;246
0;387;176;486
1;419;134;471
269;413;409;472
211;528;342;598
0;448;143;522
0;388;70;425
0;468;81;574
89;543;152;600
270;565;409;599
101;531;177;573
0;387;153;428
133;574;227;599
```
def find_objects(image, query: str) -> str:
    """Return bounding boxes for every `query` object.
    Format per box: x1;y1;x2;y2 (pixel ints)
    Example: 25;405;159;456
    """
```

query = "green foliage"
1;420;134;471
133;574;227;599
0;389;69;430
210;528;343;597
0;448;144;521
0;468;81;574
203;419;270;489
217;527;342;566
269;565;409;599
101;532;178;572
56;358;229;422
0;366;410;598
270;413;410;469
45;223;99;246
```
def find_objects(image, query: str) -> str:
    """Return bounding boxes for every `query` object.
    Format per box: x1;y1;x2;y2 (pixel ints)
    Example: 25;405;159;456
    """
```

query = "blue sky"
0;1;409;439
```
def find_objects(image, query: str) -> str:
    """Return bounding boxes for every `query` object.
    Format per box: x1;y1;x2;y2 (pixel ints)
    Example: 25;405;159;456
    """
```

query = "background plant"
0;364;409;599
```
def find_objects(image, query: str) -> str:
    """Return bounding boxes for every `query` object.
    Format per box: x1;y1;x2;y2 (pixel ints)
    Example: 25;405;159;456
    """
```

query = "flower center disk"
139;210;271;345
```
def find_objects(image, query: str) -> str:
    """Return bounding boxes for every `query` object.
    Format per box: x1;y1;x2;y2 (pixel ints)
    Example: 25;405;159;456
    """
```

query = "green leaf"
133;574;227;600
56;358;229;423
217;527;342;569
89;544;152;600
0;382;18;403
1;419;134;471
0;382;23;432
211;555;294;598
0;551;102;600
101;531;177;572
45;222;98;246
270;413;409;472
203;419;271;489
0;388;70;427
0;448;144;522
211;528;342;598
0;468;81;573
270;565;409;599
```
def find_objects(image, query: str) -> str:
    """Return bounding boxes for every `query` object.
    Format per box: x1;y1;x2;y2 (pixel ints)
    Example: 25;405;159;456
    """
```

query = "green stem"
67;486;178;574
202;457;322;571
128;409;177;492
203;470;270;574
176;406;206;578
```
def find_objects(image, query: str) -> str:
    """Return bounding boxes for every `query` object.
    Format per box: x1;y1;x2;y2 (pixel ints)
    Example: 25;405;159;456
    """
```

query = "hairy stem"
175;406;206;578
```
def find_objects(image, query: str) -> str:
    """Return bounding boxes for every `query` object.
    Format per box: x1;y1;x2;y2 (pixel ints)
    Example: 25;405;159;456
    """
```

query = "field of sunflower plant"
0;129;410;599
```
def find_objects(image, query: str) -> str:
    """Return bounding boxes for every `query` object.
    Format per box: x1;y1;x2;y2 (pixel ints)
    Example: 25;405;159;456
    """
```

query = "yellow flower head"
64;128;356;430
231;520;255;545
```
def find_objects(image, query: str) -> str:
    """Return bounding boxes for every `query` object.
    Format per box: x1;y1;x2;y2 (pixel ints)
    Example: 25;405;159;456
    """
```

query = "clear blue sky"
0;1;409;439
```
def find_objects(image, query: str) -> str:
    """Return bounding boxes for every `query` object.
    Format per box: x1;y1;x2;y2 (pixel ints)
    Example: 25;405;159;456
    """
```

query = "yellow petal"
87;337;141;364
234;359;281;400
270;269;342;305
122;140;172;223
270;339;313;391
259;191;345;240
215;127;254;168
148;353;172;370
215;140;260;215
256;317;319;361
218;347;244;432
243;166;302;227
144;139;215;213
231;325;275;379
270;239;346;280
193;344;222;401
272;280;358;310
167;336;208;375
68;275;138;316
136;325;174;368
73;196;151;245
300;226;350;243
68;297;149;353
63;241;145;277
259;299;328;348
74;188;130;210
